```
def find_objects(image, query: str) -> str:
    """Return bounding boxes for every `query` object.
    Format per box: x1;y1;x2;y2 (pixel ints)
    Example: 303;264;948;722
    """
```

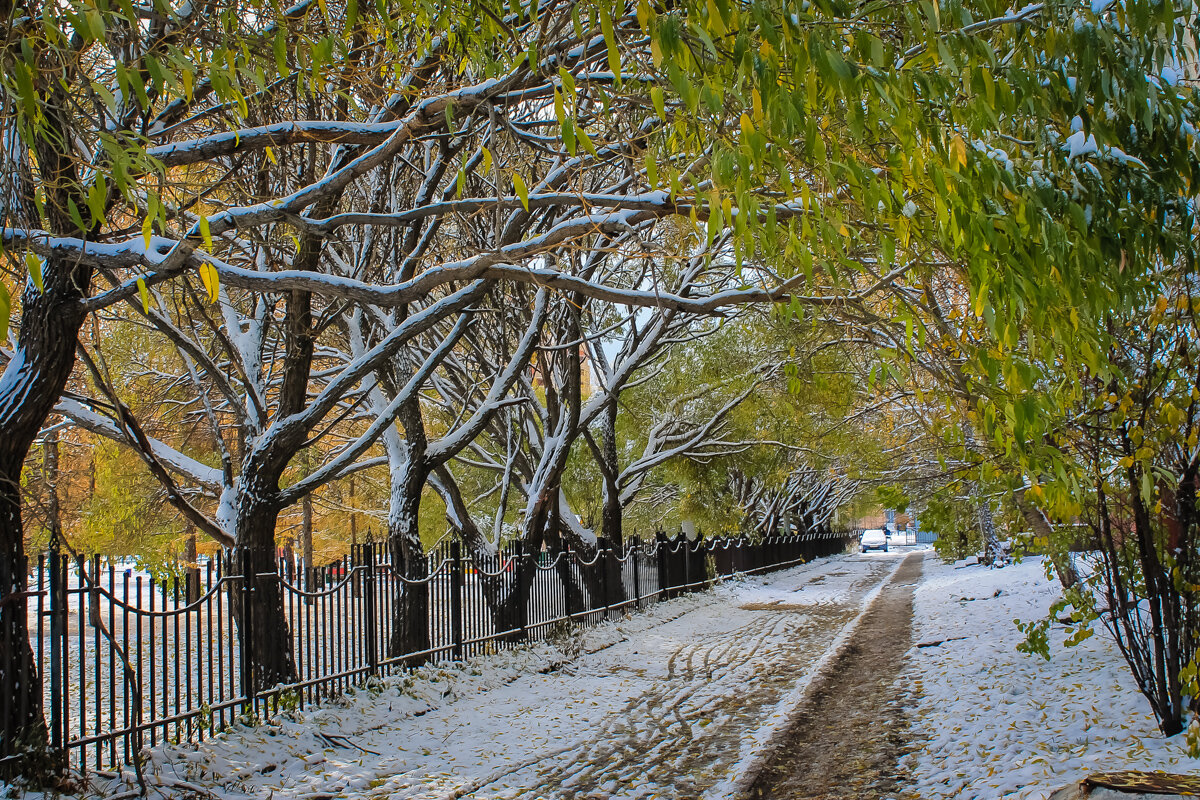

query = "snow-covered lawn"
20;553;897;800
904;555;1199;799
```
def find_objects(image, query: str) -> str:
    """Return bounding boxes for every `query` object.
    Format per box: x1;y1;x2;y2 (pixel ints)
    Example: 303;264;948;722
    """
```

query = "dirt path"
745;552;925;800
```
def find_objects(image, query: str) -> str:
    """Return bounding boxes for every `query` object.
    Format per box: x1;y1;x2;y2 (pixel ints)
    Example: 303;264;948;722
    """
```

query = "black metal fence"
29;529;852;773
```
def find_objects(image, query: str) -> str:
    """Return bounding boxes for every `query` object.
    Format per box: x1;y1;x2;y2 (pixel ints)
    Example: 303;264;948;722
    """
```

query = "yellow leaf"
636;0;652;31
739;112;754;139
137;277;150;313
512;172;529;212
199;262;219;303
0;281;9;341
24;252;43;292
599;11;621;84
198;215;213;251
950;134;967;169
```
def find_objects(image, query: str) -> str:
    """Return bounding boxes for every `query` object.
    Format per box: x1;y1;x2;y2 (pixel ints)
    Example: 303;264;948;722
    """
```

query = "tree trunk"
43;426;62;544
301;493;314;590
555;542;587;620
1013;487;1078;589
1127;459;1184;736
973;485;1005;566
349;476;358;549
234;491;296;692
184;525;200;604
497;534;541;640
0;257;92;773
961;422;1005;566
388;461;430;663
0;488;47;777
599;400;624;548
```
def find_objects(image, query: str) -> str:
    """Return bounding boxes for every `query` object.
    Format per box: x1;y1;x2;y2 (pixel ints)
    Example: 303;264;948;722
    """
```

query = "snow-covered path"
89;552;902;800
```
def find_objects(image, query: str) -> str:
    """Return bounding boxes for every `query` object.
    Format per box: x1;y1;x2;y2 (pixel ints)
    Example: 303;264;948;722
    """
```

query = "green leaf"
577;126;599;158
86;176;107;227
881;236;895;266
512;172;530;211
12;61;38;119
558;67;576;98
67;198;88;234
561;116;576;155
651;85;666;121
274;29;290;78
554;88;566;124
554;89;576;154
645;153;658;188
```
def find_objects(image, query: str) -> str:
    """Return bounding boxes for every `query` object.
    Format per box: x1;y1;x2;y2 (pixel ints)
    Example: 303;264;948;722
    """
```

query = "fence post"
605;542;614;617
238;547;255;720
631;543;642;609
47;543;64;763
701;538;711;588
516;542;528;639
364;543;378;676
451;541;464;660
662;532;672;599
682;535;691;592
561;544;574;619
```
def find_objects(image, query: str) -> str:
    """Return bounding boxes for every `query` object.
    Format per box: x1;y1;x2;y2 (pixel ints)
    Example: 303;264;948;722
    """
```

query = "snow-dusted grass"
904;555;1199;799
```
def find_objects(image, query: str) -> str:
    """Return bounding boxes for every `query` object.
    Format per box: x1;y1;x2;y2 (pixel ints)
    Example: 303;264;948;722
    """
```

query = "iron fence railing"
28;528;852;773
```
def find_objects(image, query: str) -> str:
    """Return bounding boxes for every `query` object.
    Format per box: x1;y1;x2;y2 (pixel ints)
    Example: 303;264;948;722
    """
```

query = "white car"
860;529;888;553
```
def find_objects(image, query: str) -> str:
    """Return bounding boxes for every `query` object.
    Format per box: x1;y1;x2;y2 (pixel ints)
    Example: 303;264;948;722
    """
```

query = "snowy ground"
902;555;1199;800
8;549;1194;800
21;553;898;800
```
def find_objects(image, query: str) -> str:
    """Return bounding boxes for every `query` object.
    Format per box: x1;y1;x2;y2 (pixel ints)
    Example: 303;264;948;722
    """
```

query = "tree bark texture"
1012;487;1079;590
388;461;431;662
233;489;297;691
0;252;93;771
